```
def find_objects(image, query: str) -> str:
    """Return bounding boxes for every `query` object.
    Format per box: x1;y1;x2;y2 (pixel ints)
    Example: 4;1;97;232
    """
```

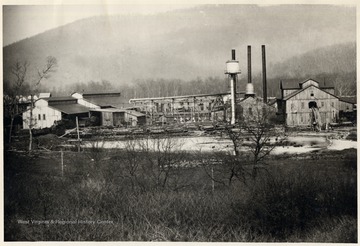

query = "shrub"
229;165;357;240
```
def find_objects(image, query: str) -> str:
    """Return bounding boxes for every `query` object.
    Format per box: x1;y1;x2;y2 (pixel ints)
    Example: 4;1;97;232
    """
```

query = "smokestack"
247;45;251;84
245;45;255;98
262;45;267;104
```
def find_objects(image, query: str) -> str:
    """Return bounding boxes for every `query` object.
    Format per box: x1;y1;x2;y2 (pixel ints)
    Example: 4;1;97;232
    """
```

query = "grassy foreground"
4;148;357;242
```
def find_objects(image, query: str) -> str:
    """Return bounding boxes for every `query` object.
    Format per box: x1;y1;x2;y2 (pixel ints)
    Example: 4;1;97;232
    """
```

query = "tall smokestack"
247;45;251;84
262;45;267;104
232;49;237;97
245;45;255;98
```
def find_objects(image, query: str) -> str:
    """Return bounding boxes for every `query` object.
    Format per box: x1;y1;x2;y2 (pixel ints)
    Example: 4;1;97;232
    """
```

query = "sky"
2;4;197;46
3;2;357;47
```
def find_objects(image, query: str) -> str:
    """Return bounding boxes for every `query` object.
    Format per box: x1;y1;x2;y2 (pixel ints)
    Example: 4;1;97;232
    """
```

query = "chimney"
262;45;267;104
247;45;251;84
245;45;255;98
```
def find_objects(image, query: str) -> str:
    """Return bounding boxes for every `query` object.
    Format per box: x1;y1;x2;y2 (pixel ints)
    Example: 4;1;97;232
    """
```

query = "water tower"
225;49;241;124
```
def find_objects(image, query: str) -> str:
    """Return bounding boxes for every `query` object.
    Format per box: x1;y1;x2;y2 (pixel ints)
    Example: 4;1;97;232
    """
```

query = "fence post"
76;116;80;152
211;167;215;192
61;150;64;177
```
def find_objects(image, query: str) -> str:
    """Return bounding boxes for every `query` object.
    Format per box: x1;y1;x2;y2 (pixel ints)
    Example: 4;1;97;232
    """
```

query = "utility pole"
76;116;80;152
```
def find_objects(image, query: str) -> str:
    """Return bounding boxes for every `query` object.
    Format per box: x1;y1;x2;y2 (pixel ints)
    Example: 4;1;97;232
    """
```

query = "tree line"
49;72;356;100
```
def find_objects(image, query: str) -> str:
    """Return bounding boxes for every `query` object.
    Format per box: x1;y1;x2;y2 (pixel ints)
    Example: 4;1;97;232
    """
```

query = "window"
43;114;46;120
301;102;304;109
331;102;334;107
248;108;253;116
291;103;294;110
104;112;111;121
301;115;303;123
310;91;314;97
38;114;41;120
321;102;324;107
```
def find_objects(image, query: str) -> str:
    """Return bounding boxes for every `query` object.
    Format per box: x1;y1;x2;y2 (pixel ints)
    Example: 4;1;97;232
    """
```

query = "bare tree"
7;56;58;151
201;150;249;188
239;105;281;178
335;79;356;96
121;135;145;192
28;56;58;151
208;102;282;184
4;61;29;144
137;133;185;190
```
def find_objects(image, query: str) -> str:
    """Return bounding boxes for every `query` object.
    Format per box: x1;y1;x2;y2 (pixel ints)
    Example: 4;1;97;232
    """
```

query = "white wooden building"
22;97;90;129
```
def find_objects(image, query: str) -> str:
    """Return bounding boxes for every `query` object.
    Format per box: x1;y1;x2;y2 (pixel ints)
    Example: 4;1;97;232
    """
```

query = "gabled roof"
299;78;319;85
283;84;339;101
49;103;90;115
281;78;334;90
39;92;51;98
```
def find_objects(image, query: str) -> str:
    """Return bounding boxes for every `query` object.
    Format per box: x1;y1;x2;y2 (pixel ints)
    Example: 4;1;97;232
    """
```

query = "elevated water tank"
225;60;240;74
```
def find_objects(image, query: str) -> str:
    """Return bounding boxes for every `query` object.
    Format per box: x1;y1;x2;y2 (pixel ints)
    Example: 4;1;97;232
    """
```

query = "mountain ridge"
3;5;356;91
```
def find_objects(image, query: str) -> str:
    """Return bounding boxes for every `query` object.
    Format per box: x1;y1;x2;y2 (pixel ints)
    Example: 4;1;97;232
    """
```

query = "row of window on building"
290;101;335;110
38;114;46;121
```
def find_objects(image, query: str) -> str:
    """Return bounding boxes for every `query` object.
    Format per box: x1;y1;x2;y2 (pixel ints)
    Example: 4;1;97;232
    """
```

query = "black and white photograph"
2;2;357;242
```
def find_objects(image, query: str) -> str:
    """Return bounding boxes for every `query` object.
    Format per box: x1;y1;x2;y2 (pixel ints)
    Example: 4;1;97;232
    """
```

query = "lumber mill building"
22;92;146;129
129;92;233;124
277;78;356;129
129;46;274;125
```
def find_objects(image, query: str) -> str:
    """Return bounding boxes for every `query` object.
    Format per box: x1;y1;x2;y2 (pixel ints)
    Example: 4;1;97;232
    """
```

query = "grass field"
4;146;357;242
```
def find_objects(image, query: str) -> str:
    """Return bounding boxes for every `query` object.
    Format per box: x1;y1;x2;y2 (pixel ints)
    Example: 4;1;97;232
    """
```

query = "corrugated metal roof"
90;108;127;113
339;96;357;104
83;92;121;96
44;96;76;102
127;110;146;117
129;92;232;102
49;103;90;114
83;96;129;108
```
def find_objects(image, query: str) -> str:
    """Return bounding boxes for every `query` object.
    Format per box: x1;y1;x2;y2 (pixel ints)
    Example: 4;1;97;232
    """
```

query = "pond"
82;134;356;154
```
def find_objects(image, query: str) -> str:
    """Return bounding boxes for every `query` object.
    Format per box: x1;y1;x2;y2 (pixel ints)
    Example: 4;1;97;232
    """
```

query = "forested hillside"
3;5;356;98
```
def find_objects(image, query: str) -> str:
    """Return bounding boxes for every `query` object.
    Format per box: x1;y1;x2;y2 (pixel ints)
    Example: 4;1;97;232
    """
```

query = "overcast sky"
3;4;197;46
